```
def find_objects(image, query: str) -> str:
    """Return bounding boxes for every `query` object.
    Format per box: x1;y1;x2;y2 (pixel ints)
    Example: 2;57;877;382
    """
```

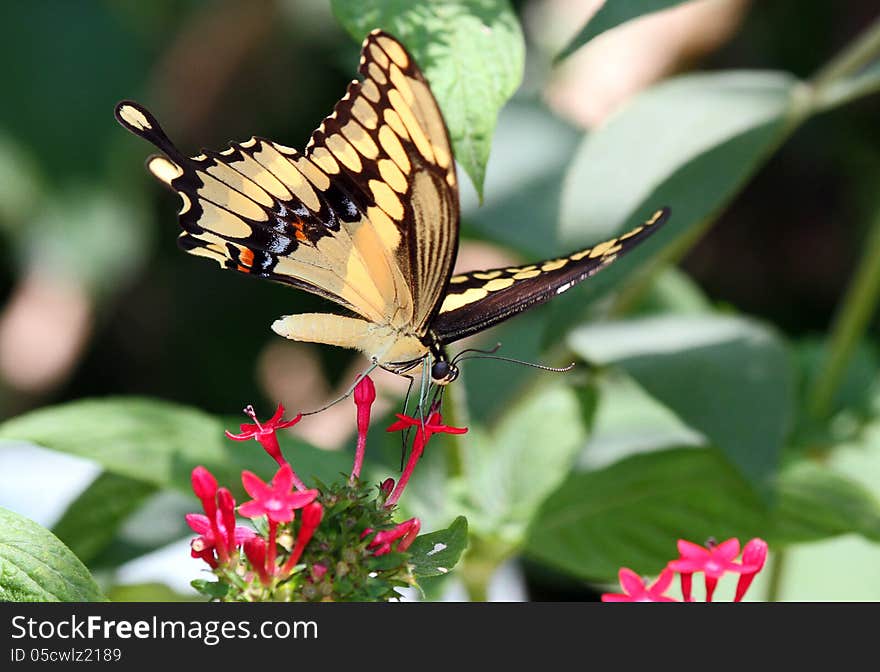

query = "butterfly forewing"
115;29;458;336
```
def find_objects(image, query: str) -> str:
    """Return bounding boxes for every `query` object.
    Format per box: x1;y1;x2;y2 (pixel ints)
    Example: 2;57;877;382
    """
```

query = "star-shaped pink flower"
668;538;759;601
238;464;318;524
602;568;677;602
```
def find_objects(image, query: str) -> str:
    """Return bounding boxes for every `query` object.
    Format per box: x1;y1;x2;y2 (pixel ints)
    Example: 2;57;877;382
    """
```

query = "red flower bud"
244;537;270;586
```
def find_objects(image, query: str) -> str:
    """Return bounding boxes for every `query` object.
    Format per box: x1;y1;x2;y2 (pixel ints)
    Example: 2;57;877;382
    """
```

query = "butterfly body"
115;30;668;387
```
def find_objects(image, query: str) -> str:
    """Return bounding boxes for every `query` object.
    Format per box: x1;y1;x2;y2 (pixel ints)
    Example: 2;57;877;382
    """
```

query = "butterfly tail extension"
430;207;671;344
114;101;187;162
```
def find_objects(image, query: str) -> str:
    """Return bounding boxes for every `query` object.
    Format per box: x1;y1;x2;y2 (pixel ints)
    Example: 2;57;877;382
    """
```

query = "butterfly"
115;29;668;389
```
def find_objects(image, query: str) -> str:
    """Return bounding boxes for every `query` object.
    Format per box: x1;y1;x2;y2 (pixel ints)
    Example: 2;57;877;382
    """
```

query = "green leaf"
525;445;880;582
108;582;201;602
0;506;105;602
331;0;525;197
463;383;588;542
525;447;765;580
0;397;352;497
770;461;880;544
556;0;694;61
569;314;793;490
409;516;468;578
550;71;799;325
52;471;157;566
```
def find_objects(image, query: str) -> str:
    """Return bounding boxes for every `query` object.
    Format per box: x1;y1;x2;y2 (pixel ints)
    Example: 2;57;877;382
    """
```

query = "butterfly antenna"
299;361;379;417
451;343;502;365
456;353;576;374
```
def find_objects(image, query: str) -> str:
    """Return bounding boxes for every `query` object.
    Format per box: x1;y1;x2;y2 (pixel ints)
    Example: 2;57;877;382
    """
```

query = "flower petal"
241;470;272;499
272;464;295;493
618;568;646;596
714;538;741;562
185;513;212;534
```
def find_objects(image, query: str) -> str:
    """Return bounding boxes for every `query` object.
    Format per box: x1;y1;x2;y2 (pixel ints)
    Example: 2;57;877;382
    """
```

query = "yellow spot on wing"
206;162;274;208
310;146;341;175
441;288;489;313
370;179;404;219
367;62;387;85
366;206;401;251
378;125;411;173
589;239;619;258
361;78;380;102
147;156;182;185
368;43;389;69
388;89;434;163
198;199;252;238
325;133;363;173
484;278;515;291
197;170;267;221
473;271;502;280
541;259;568;272
383;108;409;139
376;36;409;68
378;159;407;193
351;96;378;129
118;104;151;131
512;269;541;280
342;121;379;159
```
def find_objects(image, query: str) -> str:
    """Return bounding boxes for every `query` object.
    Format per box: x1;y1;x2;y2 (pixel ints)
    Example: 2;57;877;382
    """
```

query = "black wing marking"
430;208;670;344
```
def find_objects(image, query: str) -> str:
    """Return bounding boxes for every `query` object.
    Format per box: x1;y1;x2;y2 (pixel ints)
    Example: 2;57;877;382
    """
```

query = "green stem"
459;535;510;602
440;371;470;480
765;549;786;602
808;209;880;419
811;15;880;94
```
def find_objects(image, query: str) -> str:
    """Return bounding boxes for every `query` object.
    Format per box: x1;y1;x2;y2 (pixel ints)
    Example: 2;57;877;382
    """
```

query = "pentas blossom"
668;538;760;602
602;536;769;603
363;518;421;556
226;404;306;489
350;375;376;483
185;375;466;601
239;464;318;524
602;568;677;602
385;409;467;507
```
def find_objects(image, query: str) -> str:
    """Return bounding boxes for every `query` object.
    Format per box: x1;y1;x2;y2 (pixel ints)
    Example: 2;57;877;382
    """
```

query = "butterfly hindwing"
431;208;670;344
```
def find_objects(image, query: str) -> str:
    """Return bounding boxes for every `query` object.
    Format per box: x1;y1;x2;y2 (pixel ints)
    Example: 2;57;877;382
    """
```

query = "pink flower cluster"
602;537;769;602
186;375;467;583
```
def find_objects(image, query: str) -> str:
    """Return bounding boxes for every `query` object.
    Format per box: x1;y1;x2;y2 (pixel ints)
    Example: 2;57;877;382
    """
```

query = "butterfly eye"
431;360;459;385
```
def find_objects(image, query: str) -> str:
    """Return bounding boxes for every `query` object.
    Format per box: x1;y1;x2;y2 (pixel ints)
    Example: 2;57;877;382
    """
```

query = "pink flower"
226;404;307;489
238;464;318;524
351;375;376;484
281;501;324;576
244;537;271;586
185;512;255;567
365;518;421;556
668;538;759;602
734;538;768;602
311;563;328;581
239;464;318;578
602;568;677;602
385;411;466;507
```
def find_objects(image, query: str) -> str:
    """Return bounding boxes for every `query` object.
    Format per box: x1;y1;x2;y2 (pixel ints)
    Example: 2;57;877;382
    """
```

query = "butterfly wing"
431;208;670;344
114;30;458;336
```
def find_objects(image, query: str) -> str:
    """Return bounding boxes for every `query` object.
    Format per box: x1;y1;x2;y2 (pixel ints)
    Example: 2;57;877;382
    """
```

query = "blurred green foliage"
1;0;880;602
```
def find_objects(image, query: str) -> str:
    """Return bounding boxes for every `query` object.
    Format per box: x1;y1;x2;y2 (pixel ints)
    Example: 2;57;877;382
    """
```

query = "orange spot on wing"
239;247;255;268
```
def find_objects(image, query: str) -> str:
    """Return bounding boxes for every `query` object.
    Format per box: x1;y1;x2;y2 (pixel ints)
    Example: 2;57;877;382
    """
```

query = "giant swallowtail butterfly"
115;30;668;387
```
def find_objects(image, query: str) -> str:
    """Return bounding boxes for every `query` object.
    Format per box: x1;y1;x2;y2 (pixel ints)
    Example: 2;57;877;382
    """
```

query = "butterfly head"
430;357;459;386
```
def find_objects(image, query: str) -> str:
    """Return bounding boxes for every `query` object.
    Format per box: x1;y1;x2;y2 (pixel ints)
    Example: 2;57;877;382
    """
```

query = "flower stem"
459;536;511;602
765;550;786;602
808;209;880;420
810;15;880;108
